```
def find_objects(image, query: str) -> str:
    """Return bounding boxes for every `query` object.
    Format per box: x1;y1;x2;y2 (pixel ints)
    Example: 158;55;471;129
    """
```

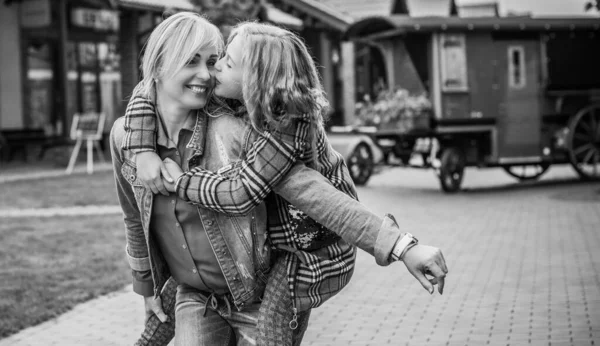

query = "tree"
585;0;600;11
191;0;266;38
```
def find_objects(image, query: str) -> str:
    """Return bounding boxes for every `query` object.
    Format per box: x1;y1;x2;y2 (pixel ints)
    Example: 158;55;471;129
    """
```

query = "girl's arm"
121;95;173;195
175;121;308;214
171;127;405;266
121;96;158;153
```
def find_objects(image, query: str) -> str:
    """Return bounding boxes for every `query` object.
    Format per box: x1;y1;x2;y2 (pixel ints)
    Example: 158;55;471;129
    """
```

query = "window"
440;34;468;92
508;46;526;89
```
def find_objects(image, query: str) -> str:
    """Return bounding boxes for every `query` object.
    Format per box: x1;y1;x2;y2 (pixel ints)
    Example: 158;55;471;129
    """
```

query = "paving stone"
1;166;599;345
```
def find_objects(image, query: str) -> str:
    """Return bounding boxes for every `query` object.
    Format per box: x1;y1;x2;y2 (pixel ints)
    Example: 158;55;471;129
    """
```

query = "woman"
113;12;447;346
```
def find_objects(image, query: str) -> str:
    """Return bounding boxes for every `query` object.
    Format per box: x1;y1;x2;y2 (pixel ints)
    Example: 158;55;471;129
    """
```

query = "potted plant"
355;88;432;133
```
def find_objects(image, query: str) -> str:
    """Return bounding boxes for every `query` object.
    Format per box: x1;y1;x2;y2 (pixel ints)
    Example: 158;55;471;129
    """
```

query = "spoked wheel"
567;104;600;180
438;147;465;193
347;142;374;186
503;163;550;181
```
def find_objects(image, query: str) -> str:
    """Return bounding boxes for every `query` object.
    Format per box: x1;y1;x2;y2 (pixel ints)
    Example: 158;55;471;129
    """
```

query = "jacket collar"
156;109;207;155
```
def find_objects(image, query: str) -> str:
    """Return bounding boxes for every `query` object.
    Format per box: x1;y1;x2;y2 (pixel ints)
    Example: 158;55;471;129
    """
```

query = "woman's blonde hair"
133;12;224;101
228;22;330;131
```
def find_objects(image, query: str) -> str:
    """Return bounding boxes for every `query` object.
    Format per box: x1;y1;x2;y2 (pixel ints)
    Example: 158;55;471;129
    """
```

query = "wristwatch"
390;233;418;262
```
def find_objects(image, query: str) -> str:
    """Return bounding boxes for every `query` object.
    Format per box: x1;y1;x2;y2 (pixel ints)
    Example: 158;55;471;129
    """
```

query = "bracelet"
390;232;418;262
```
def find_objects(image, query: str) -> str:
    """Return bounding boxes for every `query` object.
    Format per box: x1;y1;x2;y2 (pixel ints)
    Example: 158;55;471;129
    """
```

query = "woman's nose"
196;65;211;80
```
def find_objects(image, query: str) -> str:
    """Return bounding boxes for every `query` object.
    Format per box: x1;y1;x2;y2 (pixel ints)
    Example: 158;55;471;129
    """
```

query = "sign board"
20;0;52;28
66;112;106;175
70;112;105;140
71;8;119;32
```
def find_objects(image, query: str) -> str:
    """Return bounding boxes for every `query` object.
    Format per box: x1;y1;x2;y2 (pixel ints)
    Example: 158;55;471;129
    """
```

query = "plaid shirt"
122;98;357;314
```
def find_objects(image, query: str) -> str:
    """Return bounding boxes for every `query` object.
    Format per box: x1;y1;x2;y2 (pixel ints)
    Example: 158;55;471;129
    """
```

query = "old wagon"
336;15;600;192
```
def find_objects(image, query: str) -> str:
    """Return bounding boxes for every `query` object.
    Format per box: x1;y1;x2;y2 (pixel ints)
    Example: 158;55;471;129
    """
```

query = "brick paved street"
1;165;599;346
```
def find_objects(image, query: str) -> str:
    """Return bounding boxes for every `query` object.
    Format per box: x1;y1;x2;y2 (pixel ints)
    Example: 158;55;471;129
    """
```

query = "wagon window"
440;34;468;92
508;46;526;89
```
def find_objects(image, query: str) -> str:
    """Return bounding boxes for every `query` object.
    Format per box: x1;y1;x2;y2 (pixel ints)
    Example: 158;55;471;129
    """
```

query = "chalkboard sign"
70;112;105;140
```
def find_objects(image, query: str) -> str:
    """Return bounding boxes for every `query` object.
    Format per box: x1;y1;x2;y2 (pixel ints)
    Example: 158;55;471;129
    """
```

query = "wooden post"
57;0;69;137
341;41;356;126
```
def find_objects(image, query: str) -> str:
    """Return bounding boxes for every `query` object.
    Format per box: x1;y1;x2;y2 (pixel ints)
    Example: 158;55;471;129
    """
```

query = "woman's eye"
207;60;216;67
187;58;199;65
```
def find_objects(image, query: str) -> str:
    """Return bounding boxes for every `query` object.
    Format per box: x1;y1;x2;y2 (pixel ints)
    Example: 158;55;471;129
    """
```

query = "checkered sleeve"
121;95;158;153
174;117;310;215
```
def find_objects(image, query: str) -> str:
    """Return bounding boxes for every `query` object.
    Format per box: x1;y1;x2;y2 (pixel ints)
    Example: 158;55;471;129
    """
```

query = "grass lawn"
0;170;117;209
0;215;131;338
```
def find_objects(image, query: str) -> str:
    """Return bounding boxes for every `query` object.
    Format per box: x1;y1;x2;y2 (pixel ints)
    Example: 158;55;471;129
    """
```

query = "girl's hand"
162;158;183;192
135;152;173;196
402;244;448;295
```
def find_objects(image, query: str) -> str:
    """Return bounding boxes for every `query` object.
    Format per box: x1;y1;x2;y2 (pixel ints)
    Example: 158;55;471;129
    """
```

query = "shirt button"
182;244;187;249
171;200;175;204
192;268;197;274
175;223;180;227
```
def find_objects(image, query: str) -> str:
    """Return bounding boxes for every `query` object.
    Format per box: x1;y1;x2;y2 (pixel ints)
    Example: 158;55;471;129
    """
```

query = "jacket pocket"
120;160;146;207
121;160;144;187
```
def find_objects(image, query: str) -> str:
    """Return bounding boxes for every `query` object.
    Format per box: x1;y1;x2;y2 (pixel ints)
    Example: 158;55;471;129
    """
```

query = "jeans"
174;284;261;346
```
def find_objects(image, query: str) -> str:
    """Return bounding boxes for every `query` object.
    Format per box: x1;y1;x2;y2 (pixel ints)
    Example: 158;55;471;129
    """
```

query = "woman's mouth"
187;85;207;94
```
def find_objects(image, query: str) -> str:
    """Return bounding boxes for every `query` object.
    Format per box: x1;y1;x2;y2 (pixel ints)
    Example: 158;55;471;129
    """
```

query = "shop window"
440;33;468;92
508;46;526;89
66;41;121;135
25;41;56;132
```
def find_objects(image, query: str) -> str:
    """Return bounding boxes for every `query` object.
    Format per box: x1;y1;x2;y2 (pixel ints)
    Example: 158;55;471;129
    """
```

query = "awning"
116;0;194;12
264;3;304;31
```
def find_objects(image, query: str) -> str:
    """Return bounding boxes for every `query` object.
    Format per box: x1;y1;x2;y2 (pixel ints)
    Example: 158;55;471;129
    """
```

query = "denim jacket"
110;113;271;310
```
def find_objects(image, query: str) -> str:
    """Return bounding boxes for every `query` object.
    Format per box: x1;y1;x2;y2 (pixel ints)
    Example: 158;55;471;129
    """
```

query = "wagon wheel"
347;142;373;186
438;147;465;193
567;104;600;180
502;163;550;181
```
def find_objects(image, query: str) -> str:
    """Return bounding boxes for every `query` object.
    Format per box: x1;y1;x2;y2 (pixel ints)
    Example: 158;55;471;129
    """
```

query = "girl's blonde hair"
228;22;330;131
133;12;224;100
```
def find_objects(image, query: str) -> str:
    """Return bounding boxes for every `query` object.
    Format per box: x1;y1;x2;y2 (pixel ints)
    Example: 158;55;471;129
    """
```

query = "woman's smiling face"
213;35;244;101
157;47;219;110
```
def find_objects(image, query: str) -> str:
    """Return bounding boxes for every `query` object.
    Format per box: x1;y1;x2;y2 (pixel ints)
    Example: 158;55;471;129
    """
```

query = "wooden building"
270;0;457;126
0;0;297;159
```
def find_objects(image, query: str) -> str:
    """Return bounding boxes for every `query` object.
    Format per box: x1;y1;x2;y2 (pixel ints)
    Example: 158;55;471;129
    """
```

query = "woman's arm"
109;120;154;296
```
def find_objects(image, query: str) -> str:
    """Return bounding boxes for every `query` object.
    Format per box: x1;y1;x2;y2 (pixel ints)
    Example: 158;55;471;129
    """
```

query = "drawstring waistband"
203;291;233;318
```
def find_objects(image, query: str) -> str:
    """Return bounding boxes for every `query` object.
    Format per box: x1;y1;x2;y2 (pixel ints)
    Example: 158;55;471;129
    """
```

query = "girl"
125;20;447;345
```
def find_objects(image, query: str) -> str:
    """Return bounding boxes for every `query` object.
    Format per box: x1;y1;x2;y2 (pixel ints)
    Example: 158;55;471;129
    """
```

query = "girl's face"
214;35;244;101
157;47;219;111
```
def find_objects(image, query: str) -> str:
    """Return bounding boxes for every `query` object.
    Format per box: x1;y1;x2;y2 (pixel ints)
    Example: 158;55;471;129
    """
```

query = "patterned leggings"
257;256;311;346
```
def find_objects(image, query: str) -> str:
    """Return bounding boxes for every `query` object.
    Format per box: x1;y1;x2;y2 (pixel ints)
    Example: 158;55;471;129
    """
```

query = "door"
495;39;542;161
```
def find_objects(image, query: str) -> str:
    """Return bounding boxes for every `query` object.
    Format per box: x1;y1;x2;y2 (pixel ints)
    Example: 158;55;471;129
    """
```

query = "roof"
276;0;459;31
346;14;600;39
116;0;195;11
458;2;499;17
405;0;457;17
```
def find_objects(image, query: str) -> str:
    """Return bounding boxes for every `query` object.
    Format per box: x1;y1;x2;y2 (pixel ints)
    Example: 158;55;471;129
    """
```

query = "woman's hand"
143;295;169;323
135;152;173;196
162;158;184;193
